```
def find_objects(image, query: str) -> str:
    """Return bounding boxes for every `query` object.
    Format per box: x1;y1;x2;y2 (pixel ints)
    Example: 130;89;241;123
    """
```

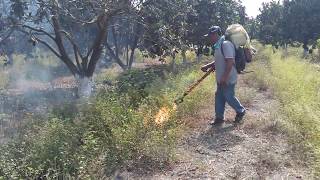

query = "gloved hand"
201;63;215;72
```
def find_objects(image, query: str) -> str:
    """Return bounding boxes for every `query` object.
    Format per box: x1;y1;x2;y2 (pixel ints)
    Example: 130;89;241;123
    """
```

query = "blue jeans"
215;83;245;119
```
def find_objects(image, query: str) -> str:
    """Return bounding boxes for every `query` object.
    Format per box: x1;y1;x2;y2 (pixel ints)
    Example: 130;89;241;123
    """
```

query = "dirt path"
119;77;312;179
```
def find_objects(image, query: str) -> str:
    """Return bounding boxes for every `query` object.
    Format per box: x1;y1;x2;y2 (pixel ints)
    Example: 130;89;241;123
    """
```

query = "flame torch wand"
174;67;215;104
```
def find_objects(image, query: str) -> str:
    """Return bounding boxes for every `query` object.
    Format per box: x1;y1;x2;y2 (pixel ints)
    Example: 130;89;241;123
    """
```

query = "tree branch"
84;4;126;60
86;14;109;76
0;28;14;45
111;26;119;57
14;28;63;59
106;42;127;69
59;30;85;59
65;11;98;25
33;36;62;59
21;24;55;41
52;16;80;75
73;45;83;74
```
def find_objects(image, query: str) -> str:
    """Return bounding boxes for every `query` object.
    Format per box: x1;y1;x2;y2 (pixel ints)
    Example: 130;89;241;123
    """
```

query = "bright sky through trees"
242;0;275;17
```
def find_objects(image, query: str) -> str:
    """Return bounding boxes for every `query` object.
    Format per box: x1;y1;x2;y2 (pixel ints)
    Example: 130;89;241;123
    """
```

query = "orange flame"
155;105;177;125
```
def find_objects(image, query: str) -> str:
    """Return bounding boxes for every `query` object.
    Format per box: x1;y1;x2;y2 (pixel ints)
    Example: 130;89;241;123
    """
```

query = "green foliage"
245;18;259;40
5;0;247;74
250;47;320;176
116;66;169;108
0;62;216;178
134;49;145;63
51;103;78;120
257;1;284;46
163;50;197;65
140;0;190;56
186;0;246;45
0;118;81;178
282;0;320;45
0;89;176;178
140;0;246;57
79;92;160;175
256;0;320;47
9;0;27;19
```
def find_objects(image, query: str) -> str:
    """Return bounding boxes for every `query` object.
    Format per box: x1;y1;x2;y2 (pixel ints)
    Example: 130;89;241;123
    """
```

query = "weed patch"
247;47;320;177
0;62;215;178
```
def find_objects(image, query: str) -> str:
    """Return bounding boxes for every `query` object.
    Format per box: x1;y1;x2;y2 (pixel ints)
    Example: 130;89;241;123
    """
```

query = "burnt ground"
0;61;164;144
0;76;78;144
117;77;313;179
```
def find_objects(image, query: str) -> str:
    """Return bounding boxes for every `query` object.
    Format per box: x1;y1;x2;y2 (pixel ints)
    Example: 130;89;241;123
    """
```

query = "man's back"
214;40;237;85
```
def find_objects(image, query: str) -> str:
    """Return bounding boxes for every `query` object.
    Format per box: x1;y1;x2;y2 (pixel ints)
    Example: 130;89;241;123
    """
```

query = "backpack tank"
225;24;250;49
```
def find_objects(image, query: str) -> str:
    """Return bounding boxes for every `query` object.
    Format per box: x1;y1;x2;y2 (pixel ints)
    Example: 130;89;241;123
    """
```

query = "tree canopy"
256;0;320;48
0;0;247;77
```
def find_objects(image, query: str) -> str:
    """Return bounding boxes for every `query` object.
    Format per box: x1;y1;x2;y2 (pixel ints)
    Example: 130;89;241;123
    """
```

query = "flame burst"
155;104;177;125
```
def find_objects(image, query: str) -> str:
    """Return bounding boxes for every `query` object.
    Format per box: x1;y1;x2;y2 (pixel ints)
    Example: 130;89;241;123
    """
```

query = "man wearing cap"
201;26;246;125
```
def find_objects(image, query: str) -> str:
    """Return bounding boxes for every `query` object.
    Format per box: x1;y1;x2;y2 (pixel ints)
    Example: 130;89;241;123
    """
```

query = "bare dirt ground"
118;77;312;179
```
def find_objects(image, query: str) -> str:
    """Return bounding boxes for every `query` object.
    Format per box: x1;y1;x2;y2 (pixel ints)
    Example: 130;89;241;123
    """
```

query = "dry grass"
245;46;320;177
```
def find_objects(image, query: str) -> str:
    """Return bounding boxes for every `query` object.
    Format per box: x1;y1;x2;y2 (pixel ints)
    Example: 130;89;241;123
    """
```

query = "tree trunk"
111;26;119;58
303;48;308;58
197;54;202;63
52;17;80;76
283;43;288;57
197;45;203;63
55;14;109;97
128;22;143;70
75;76;93;98
128;48;136;70
171;56;176;72
106;43;127;70
86;15;109;77
302;41;309;59
126;44;129;66
182;49;187;64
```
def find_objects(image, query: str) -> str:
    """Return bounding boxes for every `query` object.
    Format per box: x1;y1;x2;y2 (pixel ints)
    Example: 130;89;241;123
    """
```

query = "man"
201;26;246;125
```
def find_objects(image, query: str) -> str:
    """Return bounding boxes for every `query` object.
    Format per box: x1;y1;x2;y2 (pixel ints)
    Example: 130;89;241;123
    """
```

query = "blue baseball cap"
204;26;222;37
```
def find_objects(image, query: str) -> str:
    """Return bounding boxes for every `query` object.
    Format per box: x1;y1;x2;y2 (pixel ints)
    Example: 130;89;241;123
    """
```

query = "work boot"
210;118;224;126
235;110;246;123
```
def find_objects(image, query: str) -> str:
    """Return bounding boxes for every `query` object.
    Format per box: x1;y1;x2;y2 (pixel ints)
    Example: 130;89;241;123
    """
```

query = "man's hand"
219;75;228;87
201;62;215;72
201;66;209;72
219;58;234;87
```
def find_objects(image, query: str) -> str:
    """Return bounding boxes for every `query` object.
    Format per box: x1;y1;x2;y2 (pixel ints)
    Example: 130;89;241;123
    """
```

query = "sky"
241;0;274;18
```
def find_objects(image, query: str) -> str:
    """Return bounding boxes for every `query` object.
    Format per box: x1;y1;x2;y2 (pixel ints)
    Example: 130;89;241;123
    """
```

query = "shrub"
0;117;81;178
116;66;169;108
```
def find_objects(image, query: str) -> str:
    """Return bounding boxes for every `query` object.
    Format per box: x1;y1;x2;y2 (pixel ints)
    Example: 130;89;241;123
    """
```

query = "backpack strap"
220;41;238;71
220;40;235;59
220;42;225;58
